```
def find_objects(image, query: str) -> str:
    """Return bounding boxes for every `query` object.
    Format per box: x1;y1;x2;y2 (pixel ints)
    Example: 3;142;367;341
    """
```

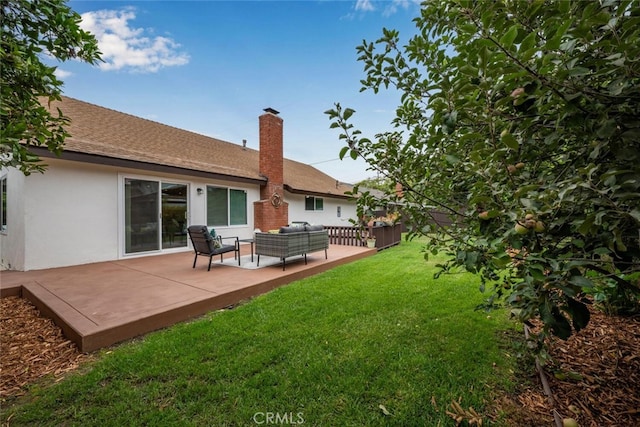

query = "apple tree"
327;0;640;345
1;0;101;175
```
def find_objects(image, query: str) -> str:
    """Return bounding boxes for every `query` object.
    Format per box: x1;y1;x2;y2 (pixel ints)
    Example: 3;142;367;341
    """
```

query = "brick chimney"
254;107;288;232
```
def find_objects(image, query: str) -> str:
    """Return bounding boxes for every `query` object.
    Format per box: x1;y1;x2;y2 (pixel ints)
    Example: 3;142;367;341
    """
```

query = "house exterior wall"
1;159;359;271
1;167;26;271
286;192;357;227
0;159;262;271
0;161;118;271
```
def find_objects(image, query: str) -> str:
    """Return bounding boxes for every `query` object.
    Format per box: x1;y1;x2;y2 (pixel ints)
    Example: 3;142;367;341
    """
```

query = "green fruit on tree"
514;223;529;234
534;221;545;232
525;213;535;221
516;162;525;169
507;164;517;173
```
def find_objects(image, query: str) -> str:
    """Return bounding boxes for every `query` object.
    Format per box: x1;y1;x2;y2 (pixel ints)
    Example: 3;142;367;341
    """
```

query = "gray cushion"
279;226;302;234
305;224;324;232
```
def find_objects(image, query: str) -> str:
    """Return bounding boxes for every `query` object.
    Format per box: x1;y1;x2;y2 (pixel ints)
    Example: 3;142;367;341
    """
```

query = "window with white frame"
305;196;323;211
207;186;247;226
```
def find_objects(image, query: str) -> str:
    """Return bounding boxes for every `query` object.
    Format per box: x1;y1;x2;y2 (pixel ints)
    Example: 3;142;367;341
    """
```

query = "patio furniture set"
187;224;329;271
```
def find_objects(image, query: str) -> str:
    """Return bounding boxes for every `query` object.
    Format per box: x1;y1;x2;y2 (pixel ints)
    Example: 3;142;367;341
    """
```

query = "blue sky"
57;0;422;183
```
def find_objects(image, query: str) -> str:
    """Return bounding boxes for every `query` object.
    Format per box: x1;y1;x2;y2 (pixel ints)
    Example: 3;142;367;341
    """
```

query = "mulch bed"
496;307;640;426
1;296;639;426
0;296;88;400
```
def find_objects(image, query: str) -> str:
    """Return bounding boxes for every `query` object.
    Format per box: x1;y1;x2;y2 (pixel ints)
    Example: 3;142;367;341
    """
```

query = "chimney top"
263;107;280;115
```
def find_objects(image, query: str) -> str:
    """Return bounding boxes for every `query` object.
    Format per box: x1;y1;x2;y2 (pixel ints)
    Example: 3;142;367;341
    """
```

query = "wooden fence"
323;224;402;250
324;225;365;247
367;224;402;250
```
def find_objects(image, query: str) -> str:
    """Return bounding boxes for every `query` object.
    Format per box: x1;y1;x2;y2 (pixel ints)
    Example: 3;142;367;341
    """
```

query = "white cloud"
350;0;420;18
80;7;189;73
54;68;73;79
382;0;420;17
355;0;376;12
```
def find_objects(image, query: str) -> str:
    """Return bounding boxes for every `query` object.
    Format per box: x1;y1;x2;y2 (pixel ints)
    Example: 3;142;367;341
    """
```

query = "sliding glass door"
124;178;188;254
161;182;188;249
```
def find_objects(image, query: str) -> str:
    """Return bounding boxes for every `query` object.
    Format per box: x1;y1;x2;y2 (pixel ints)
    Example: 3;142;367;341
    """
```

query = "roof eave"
33;148;267;185
284;184;354;200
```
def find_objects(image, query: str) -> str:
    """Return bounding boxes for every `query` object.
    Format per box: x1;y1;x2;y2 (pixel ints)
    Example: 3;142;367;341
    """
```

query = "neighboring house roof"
39;96;354;199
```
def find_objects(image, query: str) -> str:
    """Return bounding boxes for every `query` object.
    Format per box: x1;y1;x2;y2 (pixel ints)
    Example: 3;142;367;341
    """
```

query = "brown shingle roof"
45;96;353;199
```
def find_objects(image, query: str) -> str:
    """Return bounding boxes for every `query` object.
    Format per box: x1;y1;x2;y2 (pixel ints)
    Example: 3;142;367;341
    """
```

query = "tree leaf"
550;306;572;340
569;275;593;288
343;108;356;121
568;66;591;76
566;298;590;332
501;133;519;150
445;154;460;165
499;25;519;48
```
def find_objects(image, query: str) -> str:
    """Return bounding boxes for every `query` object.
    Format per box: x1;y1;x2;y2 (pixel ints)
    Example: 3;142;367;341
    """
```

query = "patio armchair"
187;225;240;271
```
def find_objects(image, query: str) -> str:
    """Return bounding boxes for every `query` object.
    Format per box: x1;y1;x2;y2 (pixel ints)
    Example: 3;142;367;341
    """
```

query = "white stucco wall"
0;168;26;270
23;160;120;270
286;192;357;227
3;159;263;271
0;162;117;271
1;159;357;271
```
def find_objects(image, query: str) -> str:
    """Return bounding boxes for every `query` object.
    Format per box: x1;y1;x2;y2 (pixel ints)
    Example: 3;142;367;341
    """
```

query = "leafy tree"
356;176;395;192
327;0;640;346
1;0;101;175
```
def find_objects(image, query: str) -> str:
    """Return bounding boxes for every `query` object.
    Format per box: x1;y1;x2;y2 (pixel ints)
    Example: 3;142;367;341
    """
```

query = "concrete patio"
0;244;374;352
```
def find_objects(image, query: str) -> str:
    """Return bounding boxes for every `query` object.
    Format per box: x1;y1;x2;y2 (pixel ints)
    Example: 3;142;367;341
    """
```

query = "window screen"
305;196;324;211
230;189;247;225
207;186;247;226
207;187;228;226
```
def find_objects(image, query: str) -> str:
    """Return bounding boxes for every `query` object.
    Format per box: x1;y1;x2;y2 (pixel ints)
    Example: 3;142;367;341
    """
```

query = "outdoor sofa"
255;224;329;270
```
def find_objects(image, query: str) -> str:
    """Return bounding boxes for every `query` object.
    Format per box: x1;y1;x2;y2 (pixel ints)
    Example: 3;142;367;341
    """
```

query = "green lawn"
2;239;518;426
